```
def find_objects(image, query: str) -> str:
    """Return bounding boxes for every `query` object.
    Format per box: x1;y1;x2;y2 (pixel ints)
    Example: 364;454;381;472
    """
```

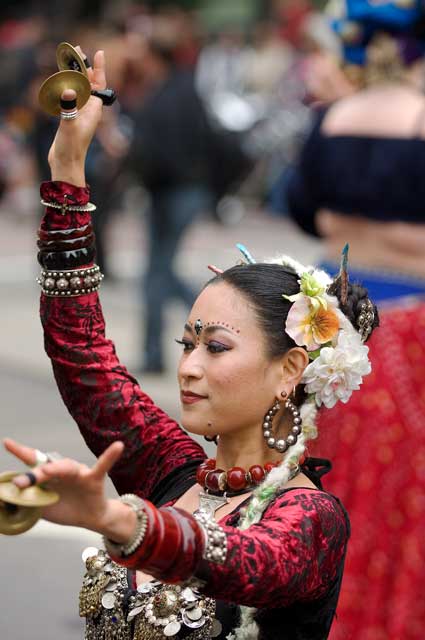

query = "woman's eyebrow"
184;323;237;336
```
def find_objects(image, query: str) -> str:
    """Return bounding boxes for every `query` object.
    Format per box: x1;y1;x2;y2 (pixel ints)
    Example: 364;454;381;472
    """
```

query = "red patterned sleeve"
114;489;349;608
201;489;350;608
39;181;206;498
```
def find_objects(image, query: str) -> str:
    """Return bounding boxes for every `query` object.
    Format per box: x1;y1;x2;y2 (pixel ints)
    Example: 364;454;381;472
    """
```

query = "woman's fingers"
3;438;37;466
92;441;124;480
90;50;107;91
12;458;83;488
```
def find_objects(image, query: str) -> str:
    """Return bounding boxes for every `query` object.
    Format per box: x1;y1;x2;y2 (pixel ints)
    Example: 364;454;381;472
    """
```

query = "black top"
287;109;425;236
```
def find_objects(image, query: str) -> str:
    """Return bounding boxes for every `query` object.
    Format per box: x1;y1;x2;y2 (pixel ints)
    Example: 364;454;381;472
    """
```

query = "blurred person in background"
128;19;214;374
287;2;425;639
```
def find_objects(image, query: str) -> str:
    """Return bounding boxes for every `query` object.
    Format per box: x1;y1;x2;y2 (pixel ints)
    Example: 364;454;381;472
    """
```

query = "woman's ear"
277;348;309;395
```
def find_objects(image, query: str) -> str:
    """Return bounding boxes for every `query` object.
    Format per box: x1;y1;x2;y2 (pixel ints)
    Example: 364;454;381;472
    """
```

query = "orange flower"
286;296;340;351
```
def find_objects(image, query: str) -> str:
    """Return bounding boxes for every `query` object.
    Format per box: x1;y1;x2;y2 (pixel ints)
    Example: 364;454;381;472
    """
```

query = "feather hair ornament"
236;243;256;264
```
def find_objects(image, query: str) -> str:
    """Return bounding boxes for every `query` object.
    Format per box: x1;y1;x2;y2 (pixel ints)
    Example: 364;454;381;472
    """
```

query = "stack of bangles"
37;197;104;296
103;495;227;582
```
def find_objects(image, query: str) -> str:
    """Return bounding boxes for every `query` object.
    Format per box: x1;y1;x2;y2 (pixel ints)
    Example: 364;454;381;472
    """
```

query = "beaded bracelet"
37;233;95;252
41;198;96;214
193;511;227;565
103;495;149;558
37;245;96;270
37;265;103;296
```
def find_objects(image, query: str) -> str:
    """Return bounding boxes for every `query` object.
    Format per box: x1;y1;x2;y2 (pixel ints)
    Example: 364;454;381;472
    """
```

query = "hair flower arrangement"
284;269;340;353
280;260;372;410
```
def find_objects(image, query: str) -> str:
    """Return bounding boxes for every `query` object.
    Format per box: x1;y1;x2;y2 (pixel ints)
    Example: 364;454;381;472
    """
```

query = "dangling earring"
204;435;219;445
262;391;303;453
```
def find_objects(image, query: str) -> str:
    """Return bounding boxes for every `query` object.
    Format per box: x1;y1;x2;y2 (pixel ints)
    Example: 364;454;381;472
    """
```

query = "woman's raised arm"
38;49;205;500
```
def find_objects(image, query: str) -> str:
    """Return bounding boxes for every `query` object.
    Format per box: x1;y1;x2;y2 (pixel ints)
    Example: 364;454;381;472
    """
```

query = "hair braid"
229;397;319;639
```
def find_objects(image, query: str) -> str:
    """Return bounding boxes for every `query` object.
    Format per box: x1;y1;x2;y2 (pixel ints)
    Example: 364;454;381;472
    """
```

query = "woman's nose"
178;350;204;380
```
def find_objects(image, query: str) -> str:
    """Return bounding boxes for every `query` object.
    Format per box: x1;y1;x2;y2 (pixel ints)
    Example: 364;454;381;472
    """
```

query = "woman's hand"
2;438;133;539
48;48;107;186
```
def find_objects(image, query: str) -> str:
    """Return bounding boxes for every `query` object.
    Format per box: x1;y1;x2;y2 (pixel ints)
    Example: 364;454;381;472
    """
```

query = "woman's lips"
181;391;207;404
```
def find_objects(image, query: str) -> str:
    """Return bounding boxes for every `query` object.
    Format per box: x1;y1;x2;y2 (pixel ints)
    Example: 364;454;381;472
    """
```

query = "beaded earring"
262;391;303;453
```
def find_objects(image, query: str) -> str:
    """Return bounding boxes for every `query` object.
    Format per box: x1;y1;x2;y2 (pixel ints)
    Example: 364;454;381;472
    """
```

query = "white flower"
302;331;371;409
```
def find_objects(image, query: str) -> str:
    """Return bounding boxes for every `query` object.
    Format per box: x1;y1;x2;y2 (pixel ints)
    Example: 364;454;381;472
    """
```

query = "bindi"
194;318;203;335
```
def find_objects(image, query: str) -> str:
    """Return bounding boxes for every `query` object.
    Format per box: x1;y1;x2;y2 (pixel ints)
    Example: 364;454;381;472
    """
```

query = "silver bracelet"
40;199;97;214
37;265;103;297
103;494;148;558
193;511;227;565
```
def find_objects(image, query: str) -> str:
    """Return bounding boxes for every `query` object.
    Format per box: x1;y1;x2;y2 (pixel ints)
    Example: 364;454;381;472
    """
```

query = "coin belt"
79;548;223;639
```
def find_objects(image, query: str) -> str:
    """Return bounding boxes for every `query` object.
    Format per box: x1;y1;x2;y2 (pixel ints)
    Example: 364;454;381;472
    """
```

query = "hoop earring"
262;397;302;453
204;435;219;445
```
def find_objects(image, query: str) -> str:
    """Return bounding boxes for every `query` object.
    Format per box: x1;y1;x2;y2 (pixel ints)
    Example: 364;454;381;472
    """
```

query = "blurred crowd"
0;0;337;228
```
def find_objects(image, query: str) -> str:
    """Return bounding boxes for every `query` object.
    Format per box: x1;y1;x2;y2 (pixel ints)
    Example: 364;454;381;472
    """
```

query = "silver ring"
33;449;49;467
60;109;78;120
32;449;63;467
45;451;64;463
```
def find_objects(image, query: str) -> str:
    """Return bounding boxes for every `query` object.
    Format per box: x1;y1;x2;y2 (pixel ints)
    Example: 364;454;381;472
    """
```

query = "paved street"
0;204;320;639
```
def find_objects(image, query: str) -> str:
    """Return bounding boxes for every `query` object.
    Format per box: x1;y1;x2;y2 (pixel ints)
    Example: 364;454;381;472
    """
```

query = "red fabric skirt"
313;299;425;640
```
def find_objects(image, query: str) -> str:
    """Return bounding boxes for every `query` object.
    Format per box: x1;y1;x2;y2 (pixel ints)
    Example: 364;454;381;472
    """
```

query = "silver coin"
164;621;181;636
211;619;223;637
182;611;206;629
105;581;117;592
187;607;203;621
137;583;154;594
82;546;99;563
181;587;197;602
127;606;144;620
101;592;116;609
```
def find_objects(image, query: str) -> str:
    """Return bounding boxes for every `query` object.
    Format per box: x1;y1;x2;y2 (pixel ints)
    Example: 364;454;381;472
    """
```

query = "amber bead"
205;469;225;492
249;465;265;484
227;467;248;491
196;466;210;485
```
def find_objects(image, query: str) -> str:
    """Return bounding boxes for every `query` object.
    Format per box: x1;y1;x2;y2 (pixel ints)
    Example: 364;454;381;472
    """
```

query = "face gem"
194;319;203;335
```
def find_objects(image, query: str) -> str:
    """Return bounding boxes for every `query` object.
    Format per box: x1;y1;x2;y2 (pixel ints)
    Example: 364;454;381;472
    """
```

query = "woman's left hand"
48;47;108;183
3;438;124;533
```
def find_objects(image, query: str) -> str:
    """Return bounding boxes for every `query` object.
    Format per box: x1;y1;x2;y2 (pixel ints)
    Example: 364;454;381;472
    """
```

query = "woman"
3;50;377;640
287;2;425;639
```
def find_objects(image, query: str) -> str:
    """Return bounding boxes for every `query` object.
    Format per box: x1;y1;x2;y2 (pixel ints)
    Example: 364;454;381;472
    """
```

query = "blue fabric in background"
320;262;425;303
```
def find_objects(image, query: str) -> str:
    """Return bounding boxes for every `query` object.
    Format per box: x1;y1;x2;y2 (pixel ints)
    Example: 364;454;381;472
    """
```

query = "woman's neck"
215;432;283;470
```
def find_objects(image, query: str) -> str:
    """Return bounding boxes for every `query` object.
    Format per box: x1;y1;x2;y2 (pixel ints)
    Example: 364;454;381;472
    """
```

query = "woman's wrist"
50;161;86;188
96;498;137;544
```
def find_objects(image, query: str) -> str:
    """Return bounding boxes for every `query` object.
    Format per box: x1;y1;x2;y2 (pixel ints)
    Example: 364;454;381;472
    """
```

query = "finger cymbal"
56;41;89;77
38;70;91;116
0;471;59;535
0;471;59;507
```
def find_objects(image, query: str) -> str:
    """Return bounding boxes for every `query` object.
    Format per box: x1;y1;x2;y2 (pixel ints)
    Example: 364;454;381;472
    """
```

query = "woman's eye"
207;341;230;354
175;338;194;352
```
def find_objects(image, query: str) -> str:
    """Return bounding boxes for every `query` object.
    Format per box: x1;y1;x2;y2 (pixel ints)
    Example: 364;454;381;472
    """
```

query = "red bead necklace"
196;458;280;494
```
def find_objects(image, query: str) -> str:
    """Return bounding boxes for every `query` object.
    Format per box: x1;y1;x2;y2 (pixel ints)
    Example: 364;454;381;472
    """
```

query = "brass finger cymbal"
56;42;89;77
38;70;91;116
0;471;59;536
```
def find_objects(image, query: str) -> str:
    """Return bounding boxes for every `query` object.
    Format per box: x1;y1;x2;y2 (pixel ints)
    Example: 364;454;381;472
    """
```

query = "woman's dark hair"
208;262;380;361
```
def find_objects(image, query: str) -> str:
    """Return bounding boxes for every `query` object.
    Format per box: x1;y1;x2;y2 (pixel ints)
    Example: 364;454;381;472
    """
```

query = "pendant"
194;490;229;518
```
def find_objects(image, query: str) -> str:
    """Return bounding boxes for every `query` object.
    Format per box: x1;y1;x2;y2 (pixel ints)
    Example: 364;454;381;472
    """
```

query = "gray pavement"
0;205;320;639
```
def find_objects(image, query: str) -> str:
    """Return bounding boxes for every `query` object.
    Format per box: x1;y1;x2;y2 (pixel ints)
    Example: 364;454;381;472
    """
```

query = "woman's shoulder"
321;86;425;140
264;487;349;535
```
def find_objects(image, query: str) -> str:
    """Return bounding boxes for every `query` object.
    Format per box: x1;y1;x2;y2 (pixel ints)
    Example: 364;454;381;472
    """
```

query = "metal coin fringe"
79;548;222;640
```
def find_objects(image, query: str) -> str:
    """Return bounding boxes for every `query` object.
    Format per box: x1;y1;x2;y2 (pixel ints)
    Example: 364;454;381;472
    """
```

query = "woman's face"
177;282;285;439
